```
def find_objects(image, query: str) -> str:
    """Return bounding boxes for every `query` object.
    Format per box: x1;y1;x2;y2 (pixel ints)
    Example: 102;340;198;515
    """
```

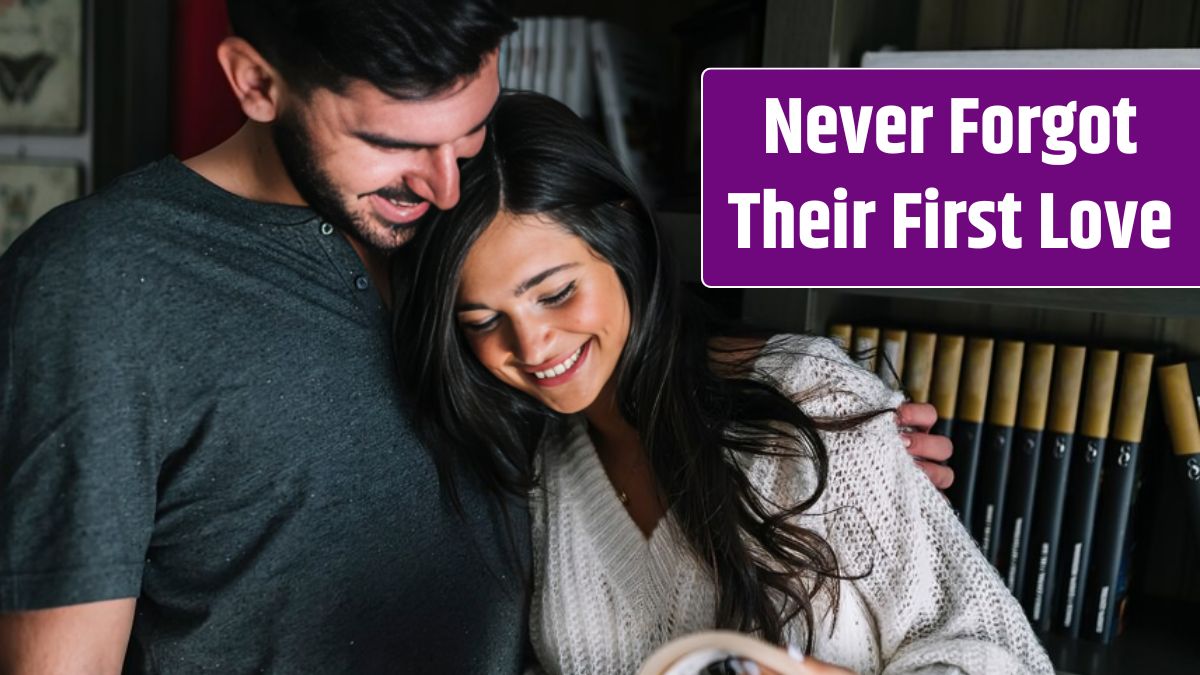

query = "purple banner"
701;69;1200;287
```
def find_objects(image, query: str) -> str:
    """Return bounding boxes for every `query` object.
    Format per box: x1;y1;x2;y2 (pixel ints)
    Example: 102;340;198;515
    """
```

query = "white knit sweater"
528;335;1054;674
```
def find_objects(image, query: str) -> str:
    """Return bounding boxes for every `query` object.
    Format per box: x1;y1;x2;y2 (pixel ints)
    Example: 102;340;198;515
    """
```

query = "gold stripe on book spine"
957;337;995;424
853;326;880;372
880;329;908;381
904;332;938;404
828;323;852;352
1016;343;1056;431
1047;346;1088;434
1111;353;1155;443
1157;363;1200;455
931;335;965;419
986;340;1025;427
1079;349;1121;439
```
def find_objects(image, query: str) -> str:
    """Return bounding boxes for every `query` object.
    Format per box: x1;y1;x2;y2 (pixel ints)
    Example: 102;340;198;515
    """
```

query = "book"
852;325;880;372
929;334;965;438
507;18;526;89
532;17;550;94
903;331;938;404
1079;353;1155;643
563;17;595;120
589;21;671;198
1156;361;1200;549
946;337;994;527
878;329;908;390
637;631;806;675
546;17;569;101
1052;348;1120;636
997;342;1056;594
828;323;853;353
1022;345;1087;622
972;339;1025;560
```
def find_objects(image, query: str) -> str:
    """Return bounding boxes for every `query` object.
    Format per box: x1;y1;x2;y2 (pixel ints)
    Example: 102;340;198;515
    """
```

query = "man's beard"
271;109;426;251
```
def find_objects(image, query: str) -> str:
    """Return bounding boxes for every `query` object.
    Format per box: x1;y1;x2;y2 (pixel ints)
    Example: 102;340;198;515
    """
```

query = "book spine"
904;331;938;404
878;329;907;390
1081;352;1155;643
852;325;880;372
1177;453;1200;552
946;337;994;526
1158;362;1200;549
828;323;853;353
1053;349;1120;637
1024;430;1075;629
973;340;1025;558
998;343;1055;594
532;17;550;94
930;334;965;439
588;21;634;179
1054;434;1106;635
1002;426;1044;594
563;17;593;118
1022;345;1087;626
509;18;528;89
546;17;569;102
973;424;1014;557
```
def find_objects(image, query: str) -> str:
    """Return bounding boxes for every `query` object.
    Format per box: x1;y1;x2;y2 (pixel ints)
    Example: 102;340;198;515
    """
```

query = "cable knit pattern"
529;334;1054;674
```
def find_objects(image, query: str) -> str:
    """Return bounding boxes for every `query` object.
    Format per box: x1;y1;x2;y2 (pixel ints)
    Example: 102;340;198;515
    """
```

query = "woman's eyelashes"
458;281;579;333
539;280;577;307
462;315;499;333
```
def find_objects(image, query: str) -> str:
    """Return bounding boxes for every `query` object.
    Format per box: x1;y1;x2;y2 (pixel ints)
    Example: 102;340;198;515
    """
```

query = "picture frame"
0;157;81;252
0;0;85;133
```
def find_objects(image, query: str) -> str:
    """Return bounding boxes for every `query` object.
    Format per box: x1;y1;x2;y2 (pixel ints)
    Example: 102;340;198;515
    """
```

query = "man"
0;1;951;672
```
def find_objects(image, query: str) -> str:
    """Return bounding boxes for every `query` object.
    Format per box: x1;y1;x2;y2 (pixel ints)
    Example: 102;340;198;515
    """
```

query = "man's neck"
184;121;305;207
184;122;393;302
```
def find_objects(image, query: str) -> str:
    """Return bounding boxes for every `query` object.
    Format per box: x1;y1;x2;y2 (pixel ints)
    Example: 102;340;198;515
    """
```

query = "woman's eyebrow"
513;263;579;296
455;262;580;312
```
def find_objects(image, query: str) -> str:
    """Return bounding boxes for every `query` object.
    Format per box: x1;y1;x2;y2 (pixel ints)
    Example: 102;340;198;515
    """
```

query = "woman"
393;92;1052;674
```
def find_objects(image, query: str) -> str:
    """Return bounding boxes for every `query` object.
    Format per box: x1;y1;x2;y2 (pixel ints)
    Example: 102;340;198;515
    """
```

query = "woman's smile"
524;339;591;386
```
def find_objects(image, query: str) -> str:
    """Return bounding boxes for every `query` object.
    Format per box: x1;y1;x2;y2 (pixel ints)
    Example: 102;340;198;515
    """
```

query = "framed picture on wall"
0;158;81;252
0;0;85;132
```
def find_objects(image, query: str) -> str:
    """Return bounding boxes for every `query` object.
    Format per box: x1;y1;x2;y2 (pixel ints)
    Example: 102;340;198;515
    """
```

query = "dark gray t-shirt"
0;158;530;673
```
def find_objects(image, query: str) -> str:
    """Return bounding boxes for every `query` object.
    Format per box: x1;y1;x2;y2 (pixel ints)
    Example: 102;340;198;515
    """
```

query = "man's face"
273;51;500;251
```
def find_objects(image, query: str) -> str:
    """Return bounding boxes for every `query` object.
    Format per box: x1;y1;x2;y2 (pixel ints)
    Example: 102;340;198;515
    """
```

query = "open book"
637;631;807;675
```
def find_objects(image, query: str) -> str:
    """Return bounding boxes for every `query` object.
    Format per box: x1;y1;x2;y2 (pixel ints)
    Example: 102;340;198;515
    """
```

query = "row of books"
828;324;1200;645
498;17;671;199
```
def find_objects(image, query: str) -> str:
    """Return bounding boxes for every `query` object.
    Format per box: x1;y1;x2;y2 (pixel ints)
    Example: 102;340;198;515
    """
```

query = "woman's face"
455;210;631;415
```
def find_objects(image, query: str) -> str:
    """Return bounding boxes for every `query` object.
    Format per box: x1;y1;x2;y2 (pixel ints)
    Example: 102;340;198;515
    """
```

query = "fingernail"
901;434;912;448
788;644;806;662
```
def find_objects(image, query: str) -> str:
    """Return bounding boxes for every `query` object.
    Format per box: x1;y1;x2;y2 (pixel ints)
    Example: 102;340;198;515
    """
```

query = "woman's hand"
896;401;954;490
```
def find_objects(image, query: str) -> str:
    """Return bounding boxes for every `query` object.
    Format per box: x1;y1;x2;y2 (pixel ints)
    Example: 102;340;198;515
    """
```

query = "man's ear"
216;36;285;123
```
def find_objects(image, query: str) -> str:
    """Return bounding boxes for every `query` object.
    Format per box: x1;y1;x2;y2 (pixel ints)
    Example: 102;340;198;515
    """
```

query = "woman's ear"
216;36;285;123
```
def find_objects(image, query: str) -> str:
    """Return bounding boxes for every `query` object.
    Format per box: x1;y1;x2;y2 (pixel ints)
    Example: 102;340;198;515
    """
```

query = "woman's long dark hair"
393;92;877;648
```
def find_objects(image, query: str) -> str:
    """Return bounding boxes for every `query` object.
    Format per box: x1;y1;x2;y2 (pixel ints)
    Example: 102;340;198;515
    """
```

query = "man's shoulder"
2;158;238;284
7;159;177;251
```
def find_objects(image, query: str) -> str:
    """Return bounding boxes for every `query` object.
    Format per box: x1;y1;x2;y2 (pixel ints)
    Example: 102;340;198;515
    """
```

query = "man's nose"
409;145;461;211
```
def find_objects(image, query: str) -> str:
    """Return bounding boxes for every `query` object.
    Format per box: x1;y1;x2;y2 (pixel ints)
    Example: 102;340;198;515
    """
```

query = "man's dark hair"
226;0;515;99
